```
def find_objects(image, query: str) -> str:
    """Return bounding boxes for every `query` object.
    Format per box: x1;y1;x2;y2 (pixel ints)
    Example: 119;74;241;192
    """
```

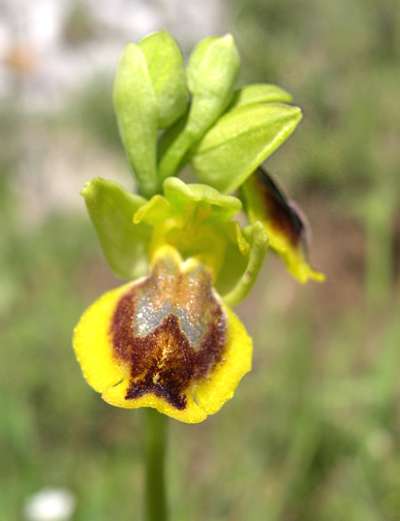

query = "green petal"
214;224;249;295
82;178;151;279
158;34;240;180
230;83;293;110
133;194;172;226
139;31;189;129
163;177;242;221
222;221;268;306
134;179;247;286
191;102;302;194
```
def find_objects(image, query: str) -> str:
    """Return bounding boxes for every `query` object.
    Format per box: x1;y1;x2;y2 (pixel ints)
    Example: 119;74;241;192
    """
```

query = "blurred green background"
1;0;399;520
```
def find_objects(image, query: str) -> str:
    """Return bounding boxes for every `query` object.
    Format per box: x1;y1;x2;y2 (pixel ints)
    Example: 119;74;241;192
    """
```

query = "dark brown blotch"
110;254;226;410
254;168;309;251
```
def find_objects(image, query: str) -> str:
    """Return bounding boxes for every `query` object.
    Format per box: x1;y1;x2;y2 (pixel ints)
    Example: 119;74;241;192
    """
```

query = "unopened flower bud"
158;34;240;180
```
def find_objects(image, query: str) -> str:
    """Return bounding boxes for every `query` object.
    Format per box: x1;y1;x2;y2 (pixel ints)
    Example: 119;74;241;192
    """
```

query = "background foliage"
1;0;399;519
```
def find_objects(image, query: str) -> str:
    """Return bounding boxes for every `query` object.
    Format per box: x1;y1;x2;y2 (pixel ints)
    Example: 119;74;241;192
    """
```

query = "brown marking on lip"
254;168;309;252
110;253;226;410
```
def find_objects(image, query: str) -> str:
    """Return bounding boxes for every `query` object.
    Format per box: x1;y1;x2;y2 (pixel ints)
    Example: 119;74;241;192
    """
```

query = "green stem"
144;408;168;521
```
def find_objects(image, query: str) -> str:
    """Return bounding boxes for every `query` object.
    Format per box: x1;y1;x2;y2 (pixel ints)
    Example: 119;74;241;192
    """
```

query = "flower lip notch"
73;245;252;423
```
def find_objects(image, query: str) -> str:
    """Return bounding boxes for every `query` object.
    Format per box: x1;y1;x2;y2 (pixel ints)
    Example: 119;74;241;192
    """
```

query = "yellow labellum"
73;248;252;423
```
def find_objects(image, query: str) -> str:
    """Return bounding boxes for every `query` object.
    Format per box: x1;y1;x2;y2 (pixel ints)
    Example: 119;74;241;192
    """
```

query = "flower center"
110;251;226;409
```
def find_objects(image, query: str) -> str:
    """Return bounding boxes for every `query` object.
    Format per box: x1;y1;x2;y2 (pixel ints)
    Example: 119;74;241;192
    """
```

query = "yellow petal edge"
263;224;325;284
242;175;325;284
73;282;252;424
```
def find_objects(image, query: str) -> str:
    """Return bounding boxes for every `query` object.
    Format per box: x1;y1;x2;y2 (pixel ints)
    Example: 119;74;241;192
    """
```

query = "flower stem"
144;408;168;521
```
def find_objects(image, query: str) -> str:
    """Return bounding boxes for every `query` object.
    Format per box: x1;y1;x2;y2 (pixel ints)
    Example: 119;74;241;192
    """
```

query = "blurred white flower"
23;488;75;521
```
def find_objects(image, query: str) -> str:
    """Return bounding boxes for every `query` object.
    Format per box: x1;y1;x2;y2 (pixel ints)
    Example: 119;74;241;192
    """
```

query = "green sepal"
113;43;159;197
230;83;293;110
82;178;151;279
139;31;189;129
158;34;240;181
191;102;302;194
